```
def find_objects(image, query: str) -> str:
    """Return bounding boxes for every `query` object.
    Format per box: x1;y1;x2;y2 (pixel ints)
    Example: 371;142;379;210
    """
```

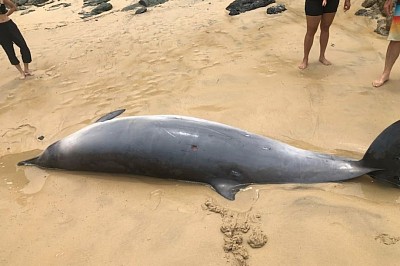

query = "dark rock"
121;3;147;14
80;13;92;19
355;8;367;16
121;3;142;11
47;2;71;10
362;0;375;8
30;0;52;7
90;2;112;15
374;17;392;36
366;0;388;15
355;8;375;16
355;0;392;36
226;0;275;16
138;0;168;7
375;18;389;36
135;7;147;14
266;3;286;14
15;0;28;6
38;135;45;140
83;0;109;7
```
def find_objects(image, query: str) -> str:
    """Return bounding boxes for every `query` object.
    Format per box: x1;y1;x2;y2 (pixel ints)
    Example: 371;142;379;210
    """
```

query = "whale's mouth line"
17;156;39;166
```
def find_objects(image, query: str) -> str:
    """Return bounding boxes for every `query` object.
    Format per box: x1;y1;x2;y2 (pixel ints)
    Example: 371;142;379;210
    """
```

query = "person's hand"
344;0;351;11
384;0;394;16
322;0;327;6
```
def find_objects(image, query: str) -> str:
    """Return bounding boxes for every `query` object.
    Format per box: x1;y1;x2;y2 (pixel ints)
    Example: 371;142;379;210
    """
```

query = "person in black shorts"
299;0;351;69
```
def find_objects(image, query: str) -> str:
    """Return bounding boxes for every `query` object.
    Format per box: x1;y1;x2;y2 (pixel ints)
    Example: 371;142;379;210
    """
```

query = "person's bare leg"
319;12;336;65
373;41;400;87
14;64;26;79
23;63;33;76
299;15;321;70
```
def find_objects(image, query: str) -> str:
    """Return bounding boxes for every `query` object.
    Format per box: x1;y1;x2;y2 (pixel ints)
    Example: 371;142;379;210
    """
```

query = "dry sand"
1;0;400;265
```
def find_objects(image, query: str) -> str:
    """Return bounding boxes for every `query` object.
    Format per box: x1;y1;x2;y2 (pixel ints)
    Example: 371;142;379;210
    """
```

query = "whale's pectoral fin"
209;178;249;201
95;109;126;123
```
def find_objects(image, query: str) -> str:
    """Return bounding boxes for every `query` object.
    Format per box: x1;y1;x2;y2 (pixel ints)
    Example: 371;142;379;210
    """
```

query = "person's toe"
372;79;387;87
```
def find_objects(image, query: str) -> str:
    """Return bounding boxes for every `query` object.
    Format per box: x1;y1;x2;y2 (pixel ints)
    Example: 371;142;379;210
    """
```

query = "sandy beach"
1;0;400;265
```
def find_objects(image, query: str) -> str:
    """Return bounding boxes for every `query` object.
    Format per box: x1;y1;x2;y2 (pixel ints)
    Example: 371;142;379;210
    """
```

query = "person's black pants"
0;20;31;65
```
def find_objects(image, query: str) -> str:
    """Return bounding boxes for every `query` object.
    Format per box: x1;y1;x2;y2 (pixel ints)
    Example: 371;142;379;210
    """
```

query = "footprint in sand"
146;189;164;210
375;233;400;245
33;65;60;80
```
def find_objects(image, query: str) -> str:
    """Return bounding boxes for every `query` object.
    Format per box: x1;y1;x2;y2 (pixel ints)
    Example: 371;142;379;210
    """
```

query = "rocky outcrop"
121;2;147;14
30;0;48;7
79;0;112;18
266;3;286;14
83;0;109;7
226;0;275;16
355;0;392;36
13;0;390;33
15;0;114;18
14;0;169;18
121;0;169;15
138;0;168;7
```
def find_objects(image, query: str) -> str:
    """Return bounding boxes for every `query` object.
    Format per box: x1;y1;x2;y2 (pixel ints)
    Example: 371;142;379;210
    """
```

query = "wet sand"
1;0;400;265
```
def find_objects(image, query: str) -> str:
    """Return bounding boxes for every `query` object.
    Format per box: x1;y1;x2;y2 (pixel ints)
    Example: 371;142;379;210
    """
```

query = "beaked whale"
18;110;400;200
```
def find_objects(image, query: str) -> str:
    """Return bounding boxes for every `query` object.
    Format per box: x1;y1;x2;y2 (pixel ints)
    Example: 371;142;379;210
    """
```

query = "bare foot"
19;73;26;80
298;60;308;70
24;70;34;77
372;78;389;87
319;57;332;66
372;72;390;87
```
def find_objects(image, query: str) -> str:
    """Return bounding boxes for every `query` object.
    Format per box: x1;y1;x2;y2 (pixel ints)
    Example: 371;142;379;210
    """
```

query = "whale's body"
19;111;400;200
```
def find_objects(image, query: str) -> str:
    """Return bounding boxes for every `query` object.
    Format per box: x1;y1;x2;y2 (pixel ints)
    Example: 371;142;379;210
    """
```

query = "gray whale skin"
18;110;400;200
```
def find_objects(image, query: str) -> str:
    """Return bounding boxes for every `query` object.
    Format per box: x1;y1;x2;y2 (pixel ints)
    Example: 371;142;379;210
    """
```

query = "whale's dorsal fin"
95;109;126;123
209;178;249;200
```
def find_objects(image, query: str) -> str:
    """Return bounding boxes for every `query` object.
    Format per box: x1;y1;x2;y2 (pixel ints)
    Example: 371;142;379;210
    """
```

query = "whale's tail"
362;120;400;187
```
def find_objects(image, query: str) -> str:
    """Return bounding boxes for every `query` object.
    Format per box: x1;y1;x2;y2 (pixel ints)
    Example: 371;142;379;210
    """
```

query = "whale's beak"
17;156;39;166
